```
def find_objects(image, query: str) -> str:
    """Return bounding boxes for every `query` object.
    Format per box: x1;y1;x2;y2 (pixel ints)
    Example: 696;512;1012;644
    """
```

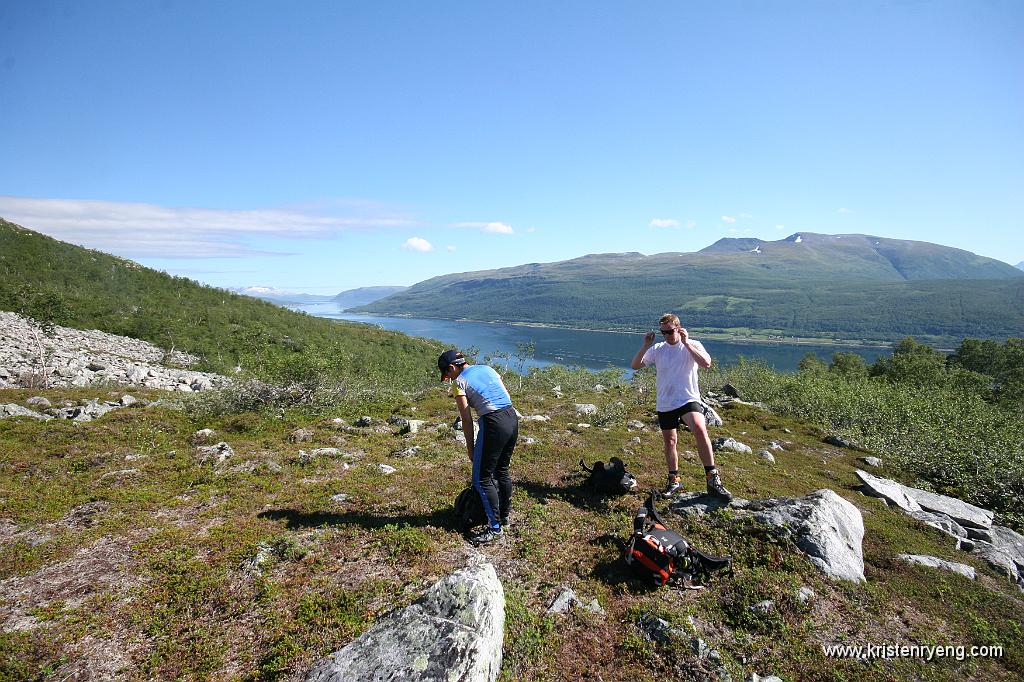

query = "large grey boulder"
897;554;976;580
855;470;922;512
749;489;865;583
971;525;1024;591
670;492;750;518
855;470;994;529
305;561;504;682
907;487;993;530
907;510;968;540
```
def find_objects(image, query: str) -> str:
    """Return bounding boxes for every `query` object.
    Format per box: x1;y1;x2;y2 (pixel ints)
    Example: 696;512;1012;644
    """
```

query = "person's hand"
679;327;689;344
643;330;656;346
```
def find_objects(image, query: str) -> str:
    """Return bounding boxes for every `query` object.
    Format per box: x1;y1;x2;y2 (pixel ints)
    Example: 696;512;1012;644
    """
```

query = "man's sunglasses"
659;328;678;336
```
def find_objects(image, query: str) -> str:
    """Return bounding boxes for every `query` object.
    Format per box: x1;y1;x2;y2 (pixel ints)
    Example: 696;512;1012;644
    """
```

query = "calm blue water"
290;303;889;373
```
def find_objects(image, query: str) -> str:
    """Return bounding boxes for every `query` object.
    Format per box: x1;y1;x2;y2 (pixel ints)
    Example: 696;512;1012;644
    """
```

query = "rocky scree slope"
0;311;225;392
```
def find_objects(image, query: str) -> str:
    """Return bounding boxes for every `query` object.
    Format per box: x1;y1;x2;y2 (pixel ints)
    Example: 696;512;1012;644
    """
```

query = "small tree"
797;352;827;374
870;337;947;388
829;352;868;380
9;284;72;387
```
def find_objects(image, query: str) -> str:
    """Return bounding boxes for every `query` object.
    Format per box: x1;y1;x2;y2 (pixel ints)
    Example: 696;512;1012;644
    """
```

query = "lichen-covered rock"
712;437;751;454
749;489;865;583
290;427;315;443
855;470;993;530
196;442;234;464
0;403;52;421
305;561;504;682
897;554;976;580
907;510;968;540
855;469;922;513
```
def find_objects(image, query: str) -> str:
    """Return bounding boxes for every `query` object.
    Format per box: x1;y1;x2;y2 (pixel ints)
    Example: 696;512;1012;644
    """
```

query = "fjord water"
292;303;886;373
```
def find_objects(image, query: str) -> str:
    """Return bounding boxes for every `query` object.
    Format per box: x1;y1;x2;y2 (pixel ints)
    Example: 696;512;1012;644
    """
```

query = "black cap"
437;349;465;379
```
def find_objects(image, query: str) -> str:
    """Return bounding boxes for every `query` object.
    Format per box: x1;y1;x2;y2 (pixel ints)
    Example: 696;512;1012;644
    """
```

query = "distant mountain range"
331;286;408;309
1017;261;1024;271
231;285;407;308
230;286;335;304
356;233;1024;344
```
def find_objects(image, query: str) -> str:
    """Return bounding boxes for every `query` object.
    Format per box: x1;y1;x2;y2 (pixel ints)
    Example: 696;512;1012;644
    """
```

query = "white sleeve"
640;345;656;367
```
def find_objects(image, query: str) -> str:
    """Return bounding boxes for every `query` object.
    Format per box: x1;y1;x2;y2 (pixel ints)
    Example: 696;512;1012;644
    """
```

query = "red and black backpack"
625;492;732;587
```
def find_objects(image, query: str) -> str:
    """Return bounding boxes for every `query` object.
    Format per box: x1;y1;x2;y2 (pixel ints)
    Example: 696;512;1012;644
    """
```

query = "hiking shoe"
500;516;510;528
468;526;504;545
661;475;684;498
706;470;733;501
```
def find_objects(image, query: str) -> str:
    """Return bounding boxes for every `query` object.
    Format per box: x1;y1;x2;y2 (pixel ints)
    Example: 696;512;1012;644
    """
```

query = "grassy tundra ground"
1;374;1022;681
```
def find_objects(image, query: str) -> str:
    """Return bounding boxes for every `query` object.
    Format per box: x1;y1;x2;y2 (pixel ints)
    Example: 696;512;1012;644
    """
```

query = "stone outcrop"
855;470;922;513
748;489;865;583
305;561;504;682
897;554;976;580
2;397;142;423
0;311;225;392
712;437;752;455
854;469;1023;590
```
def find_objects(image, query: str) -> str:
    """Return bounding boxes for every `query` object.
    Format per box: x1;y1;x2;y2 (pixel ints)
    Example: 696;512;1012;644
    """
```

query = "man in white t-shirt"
630;313;733;500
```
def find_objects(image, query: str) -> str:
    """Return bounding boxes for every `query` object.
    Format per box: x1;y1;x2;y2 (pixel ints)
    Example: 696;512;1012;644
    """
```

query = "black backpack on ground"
454;486;488;532
625;492;733;587
580;457;638;494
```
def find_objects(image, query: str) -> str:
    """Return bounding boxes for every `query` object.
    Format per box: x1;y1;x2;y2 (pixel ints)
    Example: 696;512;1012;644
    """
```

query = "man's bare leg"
681;411;732;500
681;411;715;467
660;428;683;497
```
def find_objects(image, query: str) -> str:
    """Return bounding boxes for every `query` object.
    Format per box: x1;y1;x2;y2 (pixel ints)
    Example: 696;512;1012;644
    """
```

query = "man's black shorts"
657;401;704;431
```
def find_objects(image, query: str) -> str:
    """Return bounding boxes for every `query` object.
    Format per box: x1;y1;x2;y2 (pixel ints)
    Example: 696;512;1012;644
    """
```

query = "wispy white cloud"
721;215;737;224
526;227;537;233
0;195;417;259
837;207;854;214
650;218;696;229
775;224;786;230
445;245;457;252
402;237;434;252
455;221;515;235
738;213;753;219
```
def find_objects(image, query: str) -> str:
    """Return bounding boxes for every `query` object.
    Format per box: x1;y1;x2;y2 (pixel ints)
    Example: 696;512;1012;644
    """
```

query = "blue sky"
2;1;1022;293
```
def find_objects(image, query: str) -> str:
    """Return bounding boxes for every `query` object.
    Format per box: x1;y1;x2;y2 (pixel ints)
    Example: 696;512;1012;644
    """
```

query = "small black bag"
580;457;638;495
625;492;732;587
454;486;488;532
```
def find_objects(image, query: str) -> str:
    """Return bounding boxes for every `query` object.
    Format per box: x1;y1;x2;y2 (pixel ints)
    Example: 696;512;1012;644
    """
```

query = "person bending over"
630;314;732;500
438;349;519;545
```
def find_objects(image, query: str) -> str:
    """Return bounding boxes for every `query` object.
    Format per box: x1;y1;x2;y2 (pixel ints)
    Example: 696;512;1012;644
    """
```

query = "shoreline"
328;309;898;351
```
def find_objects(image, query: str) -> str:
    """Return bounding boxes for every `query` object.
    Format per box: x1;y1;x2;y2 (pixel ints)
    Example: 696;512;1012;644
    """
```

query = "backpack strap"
643;490;669;528
633;504;649;534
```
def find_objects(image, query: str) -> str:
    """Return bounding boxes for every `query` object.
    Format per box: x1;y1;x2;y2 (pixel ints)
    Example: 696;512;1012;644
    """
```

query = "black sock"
669;470;678;477
704;465;717;473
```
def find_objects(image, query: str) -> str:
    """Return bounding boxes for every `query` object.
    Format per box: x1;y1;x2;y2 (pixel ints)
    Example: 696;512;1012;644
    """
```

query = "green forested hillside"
0;219;442;382
359;233;1024;344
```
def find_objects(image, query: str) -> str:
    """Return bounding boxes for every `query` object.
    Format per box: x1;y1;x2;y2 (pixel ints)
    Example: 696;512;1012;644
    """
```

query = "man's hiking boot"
661;474;684;498
706;470;733;501
500;516;510;528
468;526;504;546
